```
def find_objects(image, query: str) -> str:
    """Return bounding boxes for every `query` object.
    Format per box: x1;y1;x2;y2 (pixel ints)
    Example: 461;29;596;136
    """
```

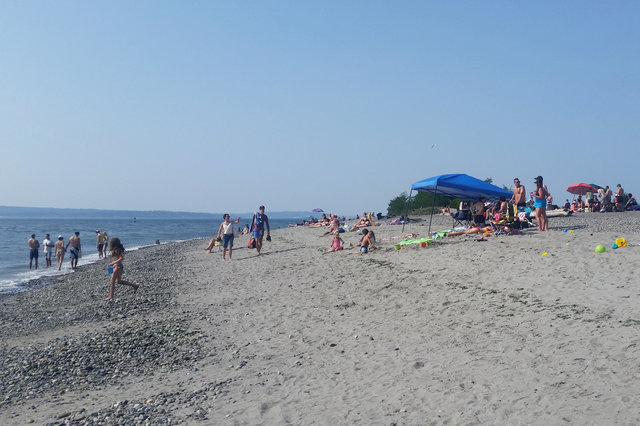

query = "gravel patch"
42;380;233;425
0;319;205;409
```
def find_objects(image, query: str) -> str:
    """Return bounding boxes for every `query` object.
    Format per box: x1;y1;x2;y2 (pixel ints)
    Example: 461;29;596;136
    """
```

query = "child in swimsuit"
105;237;140;301
326;231;344;253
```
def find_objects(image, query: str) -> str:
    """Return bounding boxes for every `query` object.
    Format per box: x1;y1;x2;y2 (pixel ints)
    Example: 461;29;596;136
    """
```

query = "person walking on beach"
54;235;65;270
96;230;105;259
251;205;271;255
28;234;40;270
531;176;548;231
105;237;140;301
216;214;241;261
43;233;54;268
66;232;81;270
510;178;527;212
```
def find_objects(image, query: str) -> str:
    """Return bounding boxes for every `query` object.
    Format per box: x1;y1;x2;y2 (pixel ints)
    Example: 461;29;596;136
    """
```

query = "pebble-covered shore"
0;239;219;425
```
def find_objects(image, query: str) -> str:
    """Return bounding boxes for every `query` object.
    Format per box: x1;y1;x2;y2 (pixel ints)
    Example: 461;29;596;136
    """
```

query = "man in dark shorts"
66;231;81;270
471;197;486;225
96;230;105;259
251;205;271;255
510;177;527;212
28;234;40;270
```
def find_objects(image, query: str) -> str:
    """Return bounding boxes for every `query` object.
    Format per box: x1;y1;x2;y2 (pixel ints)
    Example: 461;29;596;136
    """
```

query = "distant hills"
0;206;316;220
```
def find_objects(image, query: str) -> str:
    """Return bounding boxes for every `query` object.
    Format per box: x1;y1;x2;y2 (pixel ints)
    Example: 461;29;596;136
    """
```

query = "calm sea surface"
0;217;294;294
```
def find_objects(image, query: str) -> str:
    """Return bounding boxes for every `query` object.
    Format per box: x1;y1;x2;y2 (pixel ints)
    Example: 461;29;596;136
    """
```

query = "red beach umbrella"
567;183;596;195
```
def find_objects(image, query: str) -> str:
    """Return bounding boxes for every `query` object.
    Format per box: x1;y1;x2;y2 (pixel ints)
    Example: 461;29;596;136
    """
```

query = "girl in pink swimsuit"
326;231;344;253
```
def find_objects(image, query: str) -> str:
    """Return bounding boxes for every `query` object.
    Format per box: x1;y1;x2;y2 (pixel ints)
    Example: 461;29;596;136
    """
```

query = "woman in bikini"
105;237;140;301
54;235;65;271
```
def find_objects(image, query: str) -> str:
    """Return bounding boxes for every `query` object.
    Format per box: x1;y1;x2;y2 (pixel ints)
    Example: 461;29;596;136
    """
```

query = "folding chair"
452;208;471;228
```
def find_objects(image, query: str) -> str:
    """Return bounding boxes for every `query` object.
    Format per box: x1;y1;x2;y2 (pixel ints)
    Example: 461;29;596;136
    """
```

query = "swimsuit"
30;248;39;260
70;247;79;259
360;246;368;253
533;196;547;209
332;238;340;249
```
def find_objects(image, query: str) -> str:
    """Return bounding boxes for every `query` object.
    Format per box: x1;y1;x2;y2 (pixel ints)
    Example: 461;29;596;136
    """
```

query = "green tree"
387;192;409;215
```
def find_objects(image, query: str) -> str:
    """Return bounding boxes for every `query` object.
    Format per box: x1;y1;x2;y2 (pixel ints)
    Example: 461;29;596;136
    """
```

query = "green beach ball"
595;245;606;253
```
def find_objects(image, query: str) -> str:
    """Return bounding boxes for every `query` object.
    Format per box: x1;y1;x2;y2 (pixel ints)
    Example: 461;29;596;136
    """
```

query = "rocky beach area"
2;211;640;425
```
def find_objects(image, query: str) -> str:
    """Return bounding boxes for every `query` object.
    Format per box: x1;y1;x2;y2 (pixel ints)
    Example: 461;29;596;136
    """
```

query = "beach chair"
490;211;519;234
452;209;471;228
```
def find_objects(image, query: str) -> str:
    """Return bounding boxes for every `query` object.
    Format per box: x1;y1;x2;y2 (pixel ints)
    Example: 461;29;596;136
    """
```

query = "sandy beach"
2;212;640;425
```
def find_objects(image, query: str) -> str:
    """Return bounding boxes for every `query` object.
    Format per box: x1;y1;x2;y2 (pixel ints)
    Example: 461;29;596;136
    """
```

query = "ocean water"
0;217;294;294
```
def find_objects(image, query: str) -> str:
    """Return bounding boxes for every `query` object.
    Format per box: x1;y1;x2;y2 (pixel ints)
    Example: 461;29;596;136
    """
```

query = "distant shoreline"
0;205;336;220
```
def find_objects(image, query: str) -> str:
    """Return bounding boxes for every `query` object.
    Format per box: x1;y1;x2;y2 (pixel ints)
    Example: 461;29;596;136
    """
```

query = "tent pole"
428;185;438;235
402;189;413;233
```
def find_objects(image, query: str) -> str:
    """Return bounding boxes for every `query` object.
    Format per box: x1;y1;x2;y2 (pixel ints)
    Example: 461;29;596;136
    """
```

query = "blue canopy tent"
404;174;513;233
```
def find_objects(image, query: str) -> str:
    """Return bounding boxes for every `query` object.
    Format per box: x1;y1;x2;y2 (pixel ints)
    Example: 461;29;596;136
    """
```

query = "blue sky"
1;1;638;215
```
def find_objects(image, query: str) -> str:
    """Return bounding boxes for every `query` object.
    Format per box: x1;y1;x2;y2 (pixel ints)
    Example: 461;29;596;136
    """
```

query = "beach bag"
248;238;256;249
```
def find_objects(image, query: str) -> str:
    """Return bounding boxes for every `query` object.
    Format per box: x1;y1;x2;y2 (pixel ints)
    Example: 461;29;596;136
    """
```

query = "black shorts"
98;243;104;251
473;214;485;225
30;249;39;260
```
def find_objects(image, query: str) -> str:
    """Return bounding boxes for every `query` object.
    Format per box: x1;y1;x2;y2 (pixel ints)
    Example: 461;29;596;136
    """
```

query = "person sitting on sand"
326;231;344;253
359;229;376;253
322;215;341;236
440;205;451;215
351;229;376;253
625;193;638;210
104;237;140;301
563;199;571;210
353;212;373;229
240;224;250;235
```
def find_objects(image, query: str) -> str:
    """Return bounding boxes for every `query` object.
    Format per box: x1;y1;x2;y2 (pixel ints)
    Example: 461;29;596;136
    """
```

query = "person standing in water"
28;234;40;270
55;235;66;270
216;214;241;261
96;230;105;259
66;232;81;270
43;233;54;268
